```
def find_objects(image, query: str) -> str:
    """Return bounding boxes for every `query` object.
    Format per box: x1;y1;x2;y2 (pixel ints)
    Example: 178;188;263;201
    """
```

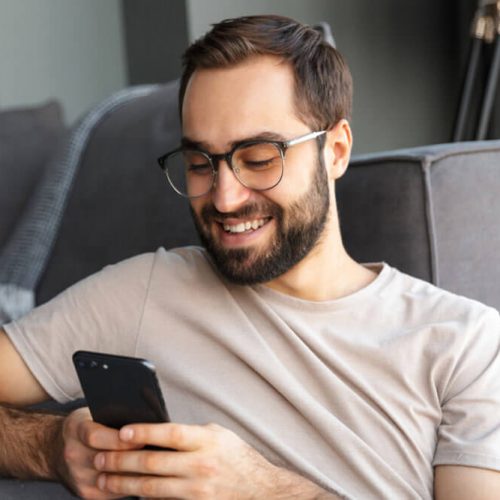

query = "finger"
64;432;99;469
95;449;200;477
99;473;191;498
63;449;124;500
73;479;125;500
78;418;143;451
119;422;212;451
68;467;123;500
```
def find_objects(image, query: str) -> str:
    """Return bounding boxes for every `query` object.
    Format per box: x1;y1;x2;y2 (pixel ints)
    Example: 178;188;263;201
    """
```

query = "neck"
264;209;377;301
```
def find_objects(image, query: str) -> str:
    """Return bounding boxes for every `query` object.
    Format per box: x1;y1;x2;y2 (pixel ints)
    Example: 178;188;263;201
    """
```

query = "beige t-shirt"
5;246;500;499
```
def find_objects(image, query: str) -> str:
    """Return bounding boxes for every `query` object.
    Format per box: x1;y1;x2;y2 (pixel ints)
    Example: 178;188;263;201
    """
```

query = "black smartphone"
73;350;169;429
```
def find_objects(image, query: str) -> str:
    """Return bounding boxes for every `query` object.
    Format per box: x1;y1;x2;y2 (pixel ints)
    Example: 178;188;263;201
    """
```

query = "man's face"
182;56;331;285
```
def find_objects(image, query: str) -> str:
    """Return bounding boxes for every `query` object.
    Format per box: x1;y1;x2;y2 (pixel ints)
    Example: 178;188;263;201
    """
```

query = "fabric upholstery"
0;101;65;248
0;88;166;324
0;479;78;499
0;101;67;323
37;81;199;304
341;140;500;311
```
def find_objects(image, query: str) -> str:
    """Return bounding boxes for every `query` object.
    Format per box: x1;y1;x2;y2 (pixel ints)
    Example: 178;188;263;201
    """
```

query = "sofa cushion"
0;101;67;323
0;480;78;499
340;140;500;310
0;101;65;249
37;81;200;304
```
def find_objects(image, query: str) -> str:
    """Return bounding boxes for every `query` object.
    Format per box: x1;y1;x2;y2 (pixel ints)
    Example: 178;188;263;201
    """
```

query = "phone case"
73;350;169;429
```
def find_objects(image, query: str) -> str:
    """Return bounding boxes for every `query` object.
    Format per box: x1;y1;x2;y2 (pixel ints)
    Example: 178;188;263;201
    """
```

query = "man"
0;14;499;499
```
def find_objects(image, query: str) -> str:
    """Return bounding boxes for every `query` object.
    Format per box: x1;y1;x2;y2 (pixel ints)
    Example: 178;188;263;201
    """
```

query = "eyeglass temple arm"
285;130;326;147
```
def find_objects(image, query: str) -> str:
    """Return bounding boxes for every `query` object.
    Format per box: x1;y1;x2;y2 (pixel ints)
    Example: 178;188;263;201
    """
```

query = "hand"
56;407;142;499
93;422;290;499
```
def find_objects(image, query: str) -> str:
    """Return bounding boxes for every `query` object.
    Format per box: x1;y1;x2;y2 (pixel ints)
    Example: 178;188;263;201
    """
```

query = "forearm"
263;463;342;499
0;405;64;480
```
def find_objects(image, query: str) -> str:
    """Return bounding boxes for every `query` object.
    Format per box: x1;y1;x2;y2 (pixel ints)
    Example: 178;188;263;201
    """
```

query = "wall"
186;0;464;154
122;0;188;85
0;0;127;124
0;0;479;150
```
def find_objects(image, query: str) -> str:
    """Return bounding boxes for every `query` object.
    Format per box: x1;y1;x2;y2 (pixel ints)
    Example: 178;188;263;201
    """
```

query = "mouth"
220;217;271;234
210;216;274;248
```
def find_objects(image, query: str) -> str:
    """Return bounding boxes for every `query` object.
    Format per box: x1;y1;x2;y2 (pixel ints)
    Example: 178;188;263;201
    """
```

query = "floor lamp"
453;0;500;141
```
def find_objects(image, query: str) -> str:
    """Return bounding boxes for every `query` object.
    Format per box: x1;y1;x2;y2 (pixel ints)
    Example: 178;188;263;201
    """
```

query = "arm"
0;328;338;497
435;465;500;500
92;421;342;499
0;327;62;479
0;329;137;498
0;405;64;480
0;327;49;406
433;310;500;500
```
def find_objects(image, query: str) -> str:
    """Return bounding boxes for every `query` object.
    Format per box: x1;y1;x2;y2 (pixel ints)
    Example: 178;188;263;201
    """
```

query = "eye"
242;158;276;169
188;162;211;174
235;143;281;171
183;151;212;175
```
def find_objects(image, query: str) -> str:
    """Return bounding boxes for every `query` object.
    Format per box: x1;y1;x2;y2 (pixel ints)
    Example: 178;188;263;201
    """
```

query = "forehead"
182;55;306;148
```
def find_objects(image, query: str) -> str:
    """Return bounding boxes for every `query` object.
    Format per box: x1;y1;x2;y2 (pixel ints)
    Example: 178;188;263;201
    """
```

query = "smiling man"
1;15;500;500
182;54;371;296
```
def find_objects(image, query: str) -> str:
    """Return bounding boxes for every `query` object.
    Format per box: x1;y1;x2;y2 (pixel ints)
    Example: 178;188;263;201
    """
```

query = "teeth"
223;218;266;233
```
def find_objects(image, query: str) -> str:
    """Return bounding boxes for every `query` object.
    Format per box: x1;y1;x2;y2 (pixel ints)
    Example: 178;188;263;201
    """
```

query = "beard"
191;157;330;285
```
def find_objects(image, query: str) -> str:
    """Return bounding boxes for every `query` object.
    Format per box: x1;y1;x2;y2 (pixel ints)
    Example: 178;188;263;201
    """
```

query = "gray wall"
187;0;465;154
0;0;127;123
0;0;480;153
122;0;188;85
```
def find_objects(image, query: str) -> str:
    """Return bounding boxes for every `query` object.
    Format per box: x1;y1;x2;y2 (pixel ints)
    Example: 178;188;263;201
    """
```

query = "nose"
211;159;251;213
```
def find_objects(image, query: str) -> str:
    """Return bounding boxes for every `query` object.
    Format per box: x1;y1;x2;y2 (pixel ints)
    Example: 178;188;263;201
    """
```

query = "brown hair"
179;15;353;130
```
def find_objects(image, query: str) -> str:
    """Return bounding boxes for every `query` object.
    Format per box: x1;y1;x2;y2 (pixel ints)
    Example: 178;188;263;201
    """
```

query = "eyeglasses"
157;130;326;198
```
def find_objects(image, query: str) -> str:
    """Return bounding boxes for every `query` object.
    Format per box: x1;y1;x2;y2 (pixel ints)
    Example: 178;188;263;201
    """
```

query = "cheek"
279;161;316;199
189;199;206;224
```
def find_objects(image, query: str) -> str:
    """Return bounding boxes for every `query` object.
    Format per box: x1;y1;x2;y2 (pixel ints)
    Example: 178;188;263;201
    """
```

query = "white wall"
0;0;127;124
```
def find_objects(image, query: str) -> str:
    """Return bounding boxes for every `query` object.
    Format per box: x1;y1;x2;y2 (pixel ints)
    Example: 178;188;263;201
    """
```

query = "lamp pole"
453;0;500;141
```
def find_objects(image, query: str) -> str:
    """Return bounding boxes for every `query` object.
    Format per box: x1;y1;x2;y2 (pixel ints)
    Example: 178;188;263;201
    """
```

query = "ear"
323;119;352;181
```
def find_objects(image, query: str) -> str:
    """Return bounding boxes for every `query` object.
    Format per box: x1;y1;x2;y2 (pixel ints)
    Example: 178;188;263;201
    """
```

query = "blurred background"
0;0;488;154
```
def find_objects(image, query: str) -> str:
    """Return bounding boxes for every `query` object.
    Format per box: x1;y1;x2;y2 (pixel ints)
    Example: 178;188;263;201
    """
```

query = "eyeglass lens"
165;142;283;197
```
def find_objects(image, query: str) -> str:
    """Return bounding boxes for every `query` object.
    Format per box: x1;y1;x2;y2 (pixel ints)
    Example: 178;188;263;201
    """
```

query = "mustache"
201;202;282;222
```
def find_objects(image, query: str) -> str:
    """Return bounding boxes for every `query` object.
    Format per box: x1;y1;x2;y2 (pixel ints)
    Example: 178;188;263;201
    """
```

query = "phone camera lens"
90;361;98;368
77;360;86;368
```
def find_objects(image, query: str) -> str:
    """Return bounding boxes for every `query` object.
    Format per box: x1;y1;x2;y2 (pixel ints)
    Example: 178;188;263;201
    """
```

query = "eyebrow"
181;131;287;151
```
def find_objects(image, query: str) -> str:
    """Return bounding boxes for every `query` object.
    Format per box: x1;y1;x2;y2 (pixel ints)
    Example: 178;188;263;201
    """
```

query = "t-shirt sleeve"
433;307;500;471
3;252;156;403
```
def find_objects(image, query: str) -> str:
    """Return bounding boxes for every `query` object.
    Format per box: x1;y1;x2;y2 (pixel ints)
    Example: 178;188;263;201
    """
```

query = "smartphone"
73;350;169;429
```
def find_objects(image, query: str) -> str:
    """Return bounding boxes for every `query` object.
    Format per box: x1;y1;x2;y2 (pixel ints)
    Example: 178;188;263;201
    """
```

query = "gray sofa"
1;81;499;498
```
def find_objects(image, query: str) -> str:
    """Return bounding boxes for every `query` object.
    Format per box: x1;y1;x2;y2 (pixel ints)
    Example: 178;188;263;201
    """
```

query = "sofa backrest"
341;141;500;311
0;101;67;247
37;82;199;304
35;82;500;313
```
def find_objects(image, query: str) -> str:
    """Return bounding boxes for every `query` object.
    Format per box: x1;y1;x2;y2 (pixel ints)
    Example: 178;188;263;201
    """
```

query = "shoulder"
89;246;222;297
148;245;223;290
100;246;211;279
59;248;211;299
384;264;499;328
380;266;500;400
153;245;210;268
152;246;213;276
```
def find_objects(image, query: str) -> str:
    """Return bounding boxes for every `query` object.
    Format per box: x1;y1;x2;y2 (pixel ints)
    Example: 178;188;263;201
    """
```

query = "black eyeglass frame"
157;130;326;198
